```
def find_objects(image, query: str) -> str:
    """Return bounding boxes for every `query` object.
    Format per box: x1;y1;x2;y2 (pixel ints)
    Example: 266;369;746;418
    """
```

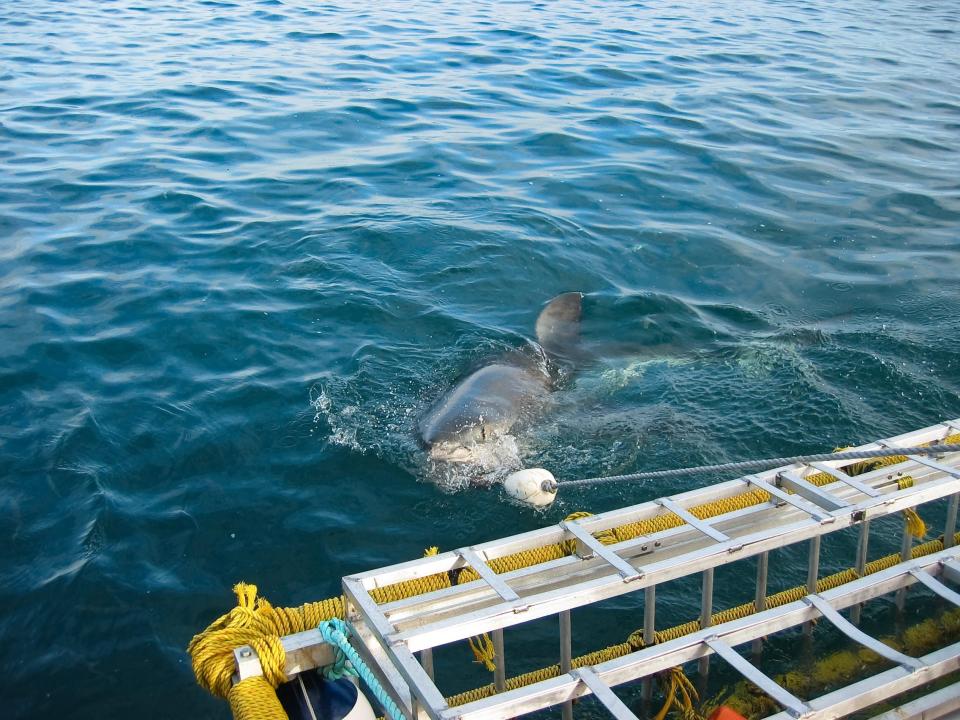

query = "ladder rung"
875;441;960;479
704;637;810;717
343;578;396;639
906;455;960;479
456;548;520;603
745;475;832;522
658;498;729;542
943;559;960;585
866;680;960;720
909;568;960;607
778;470;850;511
572;667;639;720
808;462;881;497
804;594;924;671
560;521;641;582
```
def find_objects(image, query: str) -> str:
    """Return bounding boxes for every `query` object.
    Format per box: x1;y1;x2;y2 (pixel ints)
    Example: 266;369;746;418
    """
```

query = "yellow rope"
187;433;960;719
898;477;928;539
188;582;345;701
468;634;497;671
229;677;289;720
654;667;701;720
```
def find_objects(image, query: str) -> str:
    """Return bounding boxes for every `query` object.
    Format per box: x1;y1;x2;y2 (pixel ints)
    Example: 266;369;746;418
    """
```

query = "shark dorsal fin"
535;292;582;356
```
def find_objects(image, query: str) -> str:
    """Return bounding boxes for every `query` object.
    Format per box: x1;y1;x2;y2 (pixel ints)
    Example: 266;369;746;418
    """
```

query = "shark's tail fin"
535;292;582;358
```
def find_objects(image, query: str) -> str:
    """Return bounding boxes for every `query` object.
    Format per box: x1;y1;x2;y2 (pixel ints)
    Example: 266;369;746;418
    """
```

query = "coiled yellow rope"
188;434;959;719
188;583;345;700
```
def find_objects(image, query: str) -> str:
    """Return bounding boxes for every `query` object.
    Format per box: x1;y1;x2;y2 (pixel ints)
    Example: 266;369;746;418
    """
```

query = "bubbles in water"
311;383;375;454
735;339;815;380
329;426;361;451
309;385;332;420
599;361;650;391
596;357;692;393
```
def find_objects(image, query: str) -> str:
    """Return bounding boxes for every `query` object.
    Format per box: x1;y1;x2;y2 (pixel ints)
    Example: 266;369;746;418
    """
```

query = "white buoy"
343;682;376;720
504;468;557;507
279;675;376;720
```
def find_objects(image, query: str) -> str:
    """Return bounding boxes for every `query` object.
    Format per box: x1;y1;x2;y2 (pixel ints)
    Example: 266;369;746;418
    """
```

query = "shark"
418;292;582;464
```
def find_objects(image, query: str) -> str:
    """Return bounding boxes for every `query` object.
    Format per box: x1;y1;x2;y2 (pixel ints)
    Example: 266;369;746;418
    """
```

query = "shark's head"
417;293;583;478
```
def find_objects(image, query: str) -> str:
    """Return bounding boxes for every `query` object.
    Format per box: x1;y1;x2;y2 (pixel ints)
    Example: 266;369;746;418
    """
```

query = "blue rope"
318;618;406;720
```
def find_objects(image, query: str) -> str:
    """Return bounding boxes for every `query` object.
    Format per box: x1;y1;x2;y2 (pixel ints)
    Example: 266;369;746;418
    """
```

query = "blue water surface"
2;0;960;717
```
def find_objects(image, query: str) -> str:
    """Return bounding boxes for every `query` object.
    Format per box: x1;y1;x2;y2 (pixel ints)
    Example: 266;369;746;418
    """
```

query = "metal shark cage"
234;419;960;720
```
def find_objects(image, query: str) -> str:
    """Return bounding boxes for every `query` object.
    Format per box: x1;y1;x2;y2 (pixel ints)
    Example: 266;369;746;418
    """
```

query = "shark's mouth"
426;441;481;464
425;435;524;489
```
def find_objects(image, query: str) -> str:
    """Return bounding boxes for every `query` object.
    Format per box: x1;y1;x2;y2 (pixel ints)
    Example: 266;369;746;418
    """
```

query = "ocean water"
3;0;960;717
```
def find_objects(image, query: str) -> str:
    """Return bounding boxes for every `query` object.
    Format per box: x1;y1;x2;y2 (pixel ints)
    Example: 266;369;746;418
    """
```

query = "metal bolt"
240;649;252;658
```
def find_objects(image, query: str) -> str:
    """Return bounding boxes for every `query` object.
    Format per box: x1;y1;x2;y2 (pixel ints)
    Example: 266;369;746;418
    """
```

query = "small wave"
286;31;344;41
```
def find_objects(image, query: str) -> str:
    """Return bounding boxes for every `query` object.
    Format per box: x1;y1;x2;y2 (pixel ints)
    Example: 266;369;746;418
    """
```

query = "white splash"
427;434;523;492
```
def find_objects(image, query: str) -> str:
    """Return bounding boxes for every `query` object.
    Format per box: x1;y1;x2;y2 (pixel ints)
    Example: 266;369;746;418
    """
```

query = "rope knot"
627;629;646;650
468;633;497;671
318;618;357;680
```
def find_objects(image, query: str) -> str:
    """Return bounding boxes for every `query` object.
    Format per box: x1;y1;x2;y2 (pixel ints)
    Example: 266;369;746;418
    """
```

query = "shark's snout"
426;441;478;464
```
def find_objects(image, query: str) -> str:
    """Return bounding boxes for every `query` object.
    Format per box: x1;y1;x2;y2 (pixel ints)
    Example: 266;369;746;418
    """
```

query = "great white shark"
418;292;582;464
